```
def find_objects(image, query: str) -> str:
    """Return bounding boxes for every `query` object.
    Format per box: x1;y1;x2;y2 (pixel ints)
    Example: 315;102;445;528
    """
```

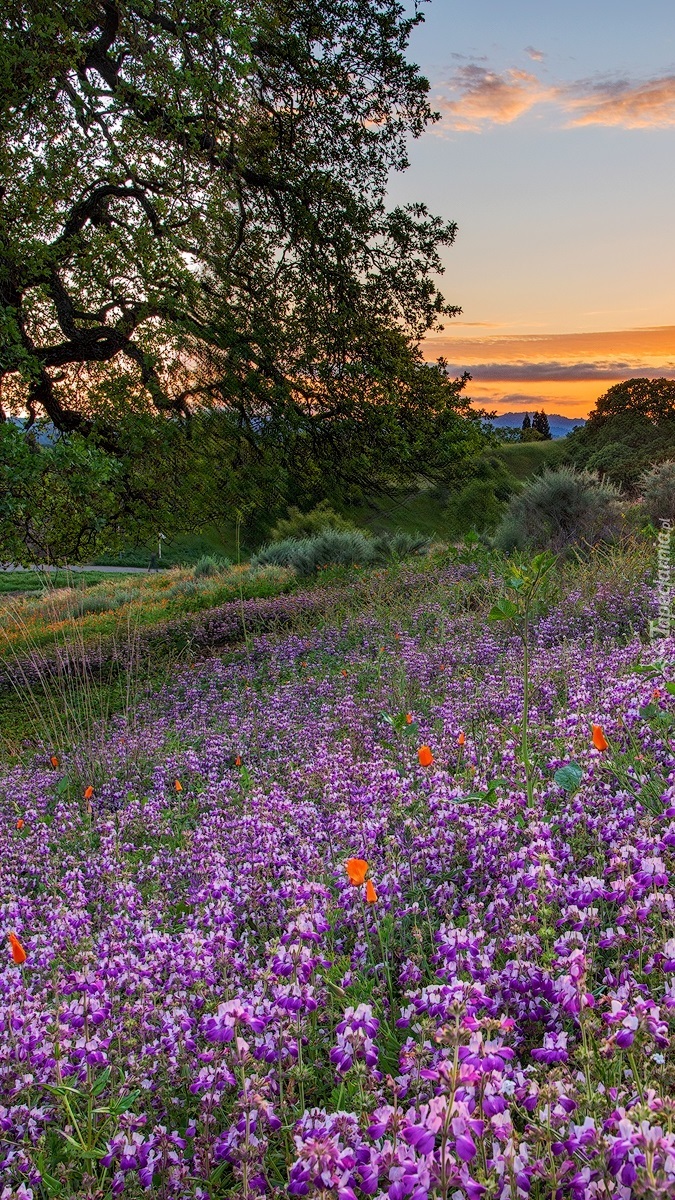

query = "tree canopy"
1;0;467;460
568;378;675;489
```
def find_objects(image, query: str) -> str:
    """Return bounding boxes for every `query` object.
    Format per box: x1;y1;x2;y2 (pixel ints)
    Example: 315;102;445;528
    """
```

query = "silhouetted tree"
522;413;531;430
532;411;552;440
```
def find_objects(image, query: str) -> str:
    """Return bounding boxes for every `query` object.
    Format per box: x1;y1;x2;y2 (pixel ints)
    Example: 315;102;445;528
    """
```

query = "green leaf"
553;763;583;792
91;1066;111;1097
40;1173;63;1195
380;711;394;726
60;1133;106;1160
666;682;675;696
111;1090;141;1114
639;703;661;720
488;599;518;621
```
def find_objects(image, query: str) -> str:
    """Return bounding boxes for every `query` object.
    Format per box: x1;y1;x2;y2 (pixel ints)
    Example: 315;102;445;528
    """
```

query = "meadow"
2;538;675;1200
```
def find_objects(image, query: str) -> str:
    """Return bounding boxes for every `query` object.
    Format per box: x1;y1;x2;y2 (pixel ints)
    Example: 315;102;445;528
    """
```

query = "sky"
390;0;675;417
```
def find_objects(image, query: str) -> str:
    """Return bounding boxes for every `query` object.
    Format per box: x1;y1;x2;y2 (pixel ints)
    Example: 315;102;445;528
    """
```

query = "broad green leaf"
554;763;583;792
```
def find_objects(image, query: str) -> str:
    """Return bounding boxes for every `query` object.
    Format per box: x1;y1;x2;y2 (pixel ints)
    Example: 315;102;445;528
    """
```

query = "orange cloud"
565;76;675;129
422;325;675;419
436;64;675;131
437;65;554;131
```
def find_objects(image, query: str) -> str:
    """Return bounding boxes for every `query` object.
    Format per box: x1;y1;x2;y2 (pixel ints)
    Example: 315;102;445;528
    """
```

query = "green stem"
522;611;534;808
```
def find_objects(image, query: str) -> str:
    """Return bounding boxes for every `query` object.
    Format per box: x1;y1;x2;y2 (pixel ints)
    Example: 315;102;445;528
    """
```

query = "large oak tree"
0;2;471;450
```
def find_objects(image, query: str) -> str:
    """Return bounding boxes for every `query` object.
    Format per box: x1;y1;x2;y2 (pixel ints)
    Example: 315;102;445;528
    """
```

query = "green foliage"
520;427;545;443
568;378;675;489
495;440;566;482
374;530;430;560
531;411;552;440
0;423;125;565
252;530;378;575
554;762;583;793
493;466;624;555
0;569;139;594
252;528;429;576
269;502;357;542
445;452;518;534
489;550;557;807
0;0;478;504
193;555;230;579
639;460;675;524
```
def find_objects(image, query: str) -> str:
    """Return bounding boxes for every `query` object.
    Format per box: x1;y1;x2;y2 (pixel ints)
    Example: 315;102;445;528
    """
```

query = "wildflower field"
2;545;675;1200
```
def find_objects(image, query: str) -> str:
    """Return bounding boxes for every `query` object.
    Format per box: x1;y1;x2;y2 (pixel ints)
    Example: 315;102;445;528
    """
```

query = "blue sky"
391;0;675;414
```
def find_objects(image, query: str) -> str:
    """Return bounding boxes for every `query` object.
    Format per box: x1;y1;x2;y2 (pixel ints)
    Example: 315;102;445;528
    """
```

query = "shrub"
252;529;377;575
493;466;623;554
193;554;230;578
269;501;356;542
372;530;430;560
445;453;518;535
639;460;675;523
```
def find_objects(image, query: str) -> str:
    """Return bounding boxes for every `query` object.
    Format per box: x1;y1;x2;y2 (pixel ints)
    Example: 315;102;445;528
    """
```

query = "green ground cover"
495;438;567;481
0;569;142;595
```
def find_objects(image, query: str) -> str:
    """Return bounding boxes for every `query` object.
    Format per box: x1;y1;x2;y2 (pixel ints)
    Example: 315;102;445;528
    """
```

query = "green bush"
639;460;675;524
493;466;623;554
253;527;431;575
269;501;356;542
193;554;230;578
446;453;519;535
252;529;377;575
372;530;430;560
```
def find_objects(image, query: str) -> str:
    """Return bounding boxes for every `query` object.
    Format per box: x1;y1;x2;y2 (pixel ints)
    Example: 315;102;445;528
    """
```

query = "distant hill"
489;412;586;439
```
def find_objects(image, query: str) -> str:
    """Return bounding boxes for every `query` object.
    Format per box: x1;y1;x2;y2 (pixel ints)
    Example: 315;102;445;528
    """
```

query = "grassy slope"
91;441;570;566
93;527;240;569
0;569;142;595
495;438;567;481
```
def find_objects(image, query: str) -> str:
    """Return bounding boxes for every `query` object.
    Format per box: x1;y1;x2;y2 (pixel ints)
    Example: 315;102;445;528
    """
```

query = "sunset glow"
394;0;675;419
423;325;675;418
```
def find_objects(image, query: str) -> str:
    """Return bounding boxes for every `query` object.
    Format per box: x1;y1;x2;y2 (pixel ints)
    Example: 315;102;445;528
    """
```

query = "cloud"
524;46;545;62
442;361;675;381
437;64;554;131
436;62;675;131
564;75;675;128
499;392;549;404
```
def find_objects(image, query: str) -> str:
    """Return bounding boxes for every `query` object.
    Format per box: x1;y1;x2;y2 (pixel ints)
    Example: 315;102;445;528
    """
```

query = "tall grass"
0;593;150;787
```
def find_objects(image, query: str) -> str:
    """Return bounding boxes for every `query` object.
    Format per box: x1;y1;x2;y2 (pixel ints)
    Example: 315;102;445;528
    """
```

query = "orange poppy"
50;755;59;769
405;713;413;724
365;880;377;904
341;669;348;677
457;731;466;746
591;724;608;751
235;756;242;767
174;779;183;792
418;745;433;767
346;858;368;886
15;819;24;831
653;688;661;700
84;785;94;801
8;932;26;965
